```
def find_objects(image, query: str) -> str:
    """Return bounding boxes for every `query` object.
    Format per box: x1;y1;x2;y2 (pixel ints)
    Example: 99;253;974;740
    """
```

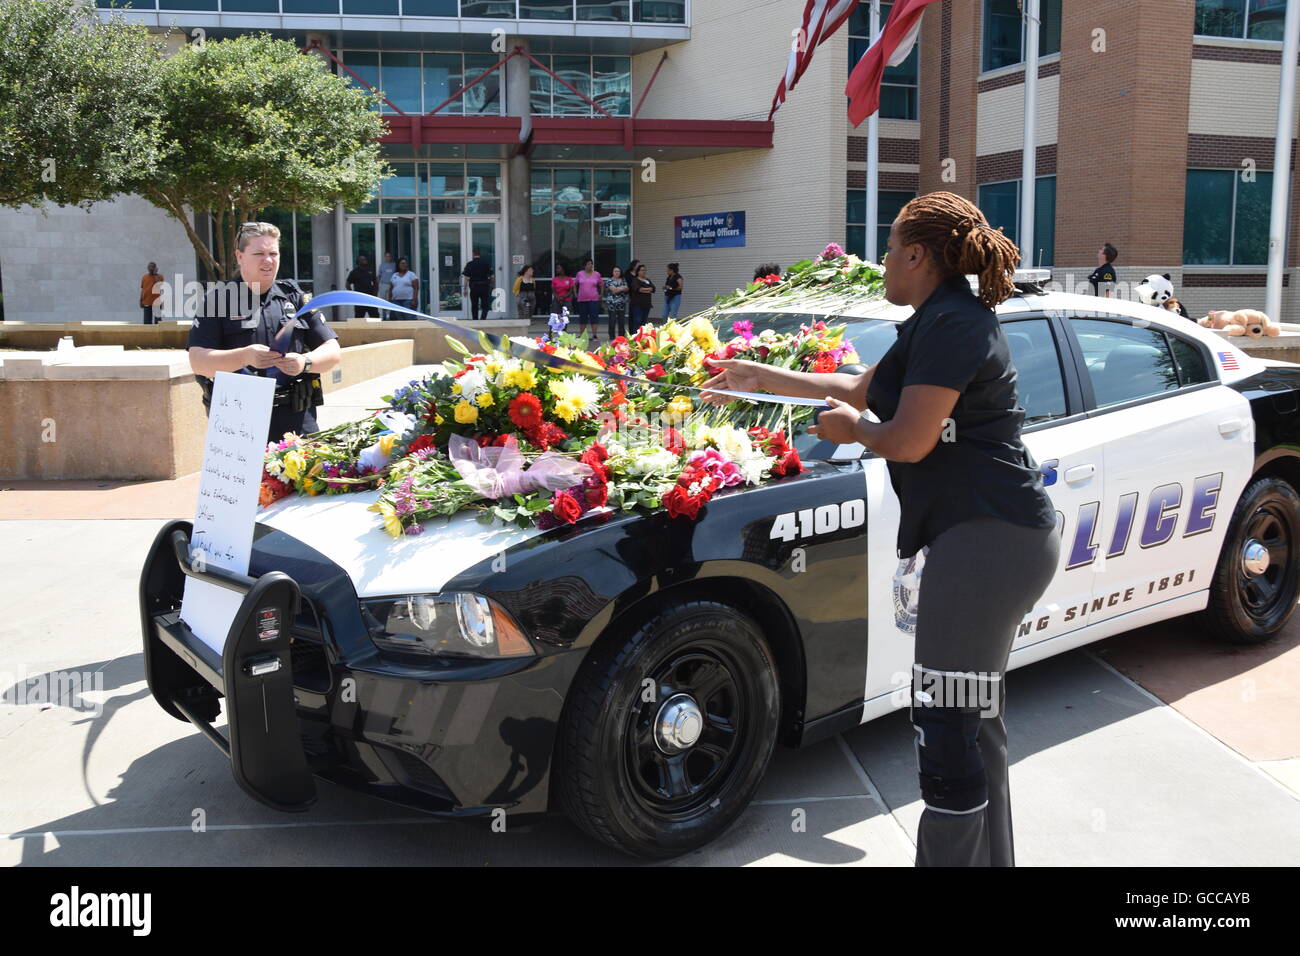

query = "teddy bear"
1136;274;1191;318
1198;309;1281;338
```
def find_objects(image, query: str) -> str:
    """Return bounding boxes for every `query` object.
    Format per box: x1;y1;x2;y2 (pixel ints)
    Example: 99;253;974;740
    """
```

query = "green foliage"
144;32;390;277
0;0;168;209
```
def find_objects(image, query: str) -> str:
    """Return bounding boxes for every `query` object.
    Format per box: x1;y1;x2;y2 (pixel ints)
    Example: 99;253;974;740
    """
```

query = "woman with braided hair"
701;191;1058;866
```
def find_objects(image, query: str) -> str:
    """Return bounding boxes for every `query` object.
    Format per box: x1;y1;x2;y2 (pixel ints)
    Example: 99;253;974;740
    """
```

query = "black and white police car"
140;271;1300;858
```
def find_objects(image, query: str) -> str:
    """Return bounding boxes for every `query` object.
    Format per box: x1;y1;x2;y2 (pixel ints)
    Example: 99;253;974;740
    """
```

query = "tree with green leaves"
0;0;168;209
144;33;390;279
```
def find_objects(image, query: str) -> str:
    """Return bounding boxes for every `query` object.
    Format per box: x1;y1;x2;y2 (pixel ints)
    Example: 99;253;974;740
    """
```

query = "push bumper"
139;519;316;812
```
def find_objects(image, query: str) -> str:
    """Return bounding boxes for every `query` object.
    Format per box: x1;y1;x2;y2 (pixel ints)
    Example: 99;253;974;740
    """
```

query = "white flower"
266;458;284;477
457;368;488;400
549;375;602;417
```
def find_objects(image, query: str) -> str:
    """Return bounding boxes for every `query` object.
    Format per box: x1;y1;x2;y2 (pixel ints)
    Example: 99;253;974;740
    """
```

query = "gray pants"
910;514;1059;867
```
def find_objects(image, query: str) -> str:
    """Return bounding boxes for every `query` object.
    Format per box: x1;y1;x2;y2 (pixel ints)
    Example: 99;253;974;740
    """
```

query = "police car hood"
256;490;552;599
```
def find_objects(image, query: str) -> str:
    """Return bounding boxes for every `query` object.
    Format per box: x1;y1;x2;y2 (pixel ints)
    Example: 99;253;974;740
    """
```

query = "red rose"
772;448;803;477
757;346;770;359
586;442;609;462
552;490;583;524
585;481;609;509
408;434;436;455
645;363;667;381
580;449;609;481
662;483;712;520
812;352;838;373
508;392;543;429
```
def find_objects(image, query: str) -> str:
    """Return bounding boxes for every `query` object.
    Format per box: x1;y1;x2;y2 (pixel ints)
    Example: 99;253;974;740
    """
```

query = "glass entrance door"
348;217;420;314
431;218;501;319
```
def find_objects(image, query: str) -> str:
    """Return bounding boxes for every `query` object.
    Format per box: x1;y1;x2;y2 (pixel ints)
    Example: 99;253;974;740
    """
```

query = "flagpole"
866;0;882;263
1266;0;1300;325
1019;0;1039;267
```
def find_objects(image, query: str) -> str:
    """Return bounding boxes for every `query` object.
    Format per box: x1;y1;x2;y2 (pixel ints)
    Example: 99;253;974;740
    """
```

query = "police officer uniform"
188;278;338;444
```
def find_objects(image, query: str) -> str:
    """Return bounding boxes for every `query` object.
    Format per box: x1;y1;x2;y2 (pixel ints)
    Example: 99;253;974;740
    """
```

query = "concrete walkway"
1;365;1297;865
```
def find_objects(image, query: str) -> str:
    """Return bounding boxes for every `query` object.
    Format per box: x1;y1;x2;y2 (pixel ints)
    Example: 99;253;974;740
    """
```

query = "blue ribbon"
298;290;833;409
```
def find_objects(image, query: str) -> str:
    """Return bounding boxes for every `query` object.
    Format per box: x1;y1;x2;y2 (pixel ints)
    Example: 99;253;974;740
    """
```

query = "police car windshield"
716;311;897;459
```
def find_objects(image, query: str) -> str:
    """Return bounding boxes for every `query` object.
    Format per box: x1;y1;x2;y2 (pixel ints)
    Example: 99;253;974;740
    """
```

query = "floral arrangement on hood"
259;248;878;537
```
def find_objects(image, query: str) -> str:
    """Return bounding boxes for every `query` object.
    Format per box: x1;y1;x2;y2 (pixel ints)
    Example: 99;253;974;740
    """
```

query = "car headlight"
361;593;534;659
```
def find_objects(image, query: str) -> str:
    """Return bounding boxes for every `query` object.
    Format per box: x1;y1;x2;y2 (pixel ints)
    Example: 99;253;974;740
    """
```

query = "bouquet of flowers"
259;247;884;537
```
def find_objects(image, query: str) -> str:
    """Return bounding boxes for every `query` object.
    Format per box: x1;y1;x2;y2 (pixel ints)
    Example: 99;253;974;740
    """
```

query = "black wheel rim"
1237;502;1295;622
624;643;747;819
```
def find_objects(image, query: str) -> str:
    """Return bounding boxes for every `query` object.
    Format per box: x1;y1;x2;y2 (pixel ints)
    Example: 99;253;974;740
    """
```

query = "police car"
140;272;1300;859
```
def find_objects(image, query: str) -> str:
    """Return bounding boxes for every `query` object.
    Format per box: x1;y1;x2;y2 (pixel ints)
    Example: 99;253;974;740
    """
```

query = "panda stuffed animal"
1136;273;1192;319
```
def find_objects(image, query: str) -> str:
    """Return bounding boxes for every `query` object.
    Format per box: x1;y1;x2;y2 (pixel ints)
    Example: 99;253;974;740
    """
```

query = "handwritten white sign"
180;371;275;654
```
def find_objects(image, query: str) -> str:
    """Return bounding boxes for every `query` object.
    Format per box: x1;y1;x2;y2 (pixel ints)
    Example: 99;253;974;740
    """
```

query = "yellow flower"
685;346;705;371
841;350;859;365
451;382;463;395
377;500;403;538
573;352;603;370
282;450;306;482
475;391;494;408
669;395;693;416
485;361;501;376
503;367;537;390
454;399;479;424
553;397;581;422
688;317;721;351
435;413;445;425
379;434;396;456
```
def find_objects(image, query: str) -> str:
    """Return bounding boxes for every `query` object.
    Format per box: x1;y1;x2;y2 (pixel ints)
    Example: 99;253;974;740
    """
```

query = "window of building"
343;50;502;115
1184;168;1273;265
982;0;1062;72
133;1;681;16
1194;0;1287;40
529;168;632;305
529;55;631;116
348;161;502;215
845;189;915;261
848;4;919;120
977;175;1056;266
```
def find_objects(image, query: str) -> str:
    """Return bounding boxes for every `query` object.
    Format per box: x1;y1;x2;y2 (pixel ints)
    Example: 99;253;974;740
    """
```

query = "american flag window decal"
1218;351;1240;371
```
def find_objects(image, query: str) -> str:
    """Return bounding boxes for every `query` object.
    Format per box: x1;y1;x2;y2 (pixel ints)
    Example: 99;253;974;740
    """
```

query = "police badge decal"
892;546;929;633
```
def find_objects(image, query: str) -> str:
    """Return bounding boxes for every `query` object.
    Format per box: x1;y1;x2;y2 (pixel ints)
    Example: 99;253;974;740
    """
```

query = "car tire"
554;599;780;859
1198;475;1300;645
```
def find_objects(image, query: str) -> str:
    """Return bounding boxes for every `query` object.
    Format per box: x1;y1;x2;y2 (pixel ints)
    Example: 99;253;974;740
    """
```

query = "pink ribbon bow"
448;433;591;500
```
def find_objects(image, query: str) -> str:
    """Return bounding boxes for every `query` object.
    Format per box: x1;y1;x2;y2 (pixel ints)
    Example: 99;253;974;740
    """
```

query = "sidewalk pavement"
1;364;1296;865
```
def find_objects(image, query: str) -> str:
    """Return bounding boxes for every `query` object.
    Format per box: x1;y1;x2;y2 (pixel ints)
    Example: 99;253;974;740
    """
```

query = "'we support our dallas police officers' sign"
675;211;746;250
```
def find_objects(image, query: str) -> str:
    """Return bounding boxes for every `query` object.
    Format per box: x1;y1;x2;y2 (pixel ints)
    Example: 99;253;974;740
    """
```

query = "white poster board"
180;371;275;654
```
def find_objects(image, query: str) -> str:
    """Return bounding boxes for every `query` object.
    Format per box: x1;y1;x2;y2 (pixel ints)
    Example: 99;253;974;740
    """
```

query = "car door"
1063;316;1256;626
861;312;1100;702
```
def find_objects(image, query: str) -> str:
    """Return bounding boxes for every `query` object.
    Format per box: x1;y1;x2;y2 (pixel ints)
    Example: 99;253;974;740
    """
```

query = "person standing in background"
140;262;162;324
603;266;629;341
663;262;684;319
1089;244;1118;297
377;251;397;319
574;257;603;340
462;247;494;321
346;254;378;318
628;263;655;330
551;263;576;318
514;265;536;322
388;257;419;317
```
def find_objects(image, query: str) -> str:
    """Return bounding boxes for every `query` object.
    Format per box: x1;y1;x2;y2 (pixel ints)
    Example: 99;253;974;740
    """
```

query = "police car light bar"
966;268;1052;294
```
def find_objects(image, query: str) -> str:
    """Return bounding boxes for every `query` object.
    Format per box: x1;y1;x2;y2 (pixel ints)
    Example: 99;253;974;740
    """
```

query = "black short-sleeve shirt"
187;278;337;438
462;257;493;285
865;274;1056;559
1088;262;1117;295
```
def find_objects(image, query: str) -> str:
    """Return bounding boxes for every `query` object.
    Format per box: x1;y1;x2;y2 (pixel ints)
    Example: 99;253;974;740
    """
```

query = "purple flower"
821;241;846;260
732;319;754;341
548;311;568;333
404;523;424;536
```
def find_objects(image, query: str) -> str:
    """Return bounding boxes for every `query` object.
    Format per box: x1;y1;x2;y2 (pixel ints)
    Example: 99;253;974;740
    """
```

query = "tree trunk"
146;189;221;280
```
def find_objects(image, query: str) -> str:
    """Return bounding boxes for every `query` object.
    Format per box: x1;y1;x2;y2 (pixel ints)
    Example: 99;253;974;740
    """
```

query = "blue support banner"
674;211;746;250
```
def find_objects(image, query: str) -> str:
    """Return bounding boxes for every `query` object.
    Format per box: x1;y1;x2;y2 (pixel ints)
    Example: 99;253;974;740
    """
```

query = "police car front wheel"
1200;476;1300;644
554;600;780;859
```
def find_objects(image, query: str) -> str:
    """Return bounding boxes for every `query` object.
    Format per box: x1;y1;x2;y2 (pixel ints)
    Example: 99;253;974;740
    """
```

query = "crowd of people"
512;259;686;342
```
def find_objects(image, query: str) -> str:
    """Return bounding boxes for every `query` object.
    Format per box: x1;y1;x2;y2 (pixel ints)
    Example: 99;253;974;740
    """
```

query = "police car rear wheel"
1200;476;1300;644
554;600;780;859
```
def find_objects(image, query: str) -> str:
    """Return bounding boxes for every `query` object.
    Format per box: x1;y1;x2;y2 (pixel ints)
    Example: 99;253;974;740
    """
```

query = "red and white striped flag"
845;0;941;126
768;0;861;120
